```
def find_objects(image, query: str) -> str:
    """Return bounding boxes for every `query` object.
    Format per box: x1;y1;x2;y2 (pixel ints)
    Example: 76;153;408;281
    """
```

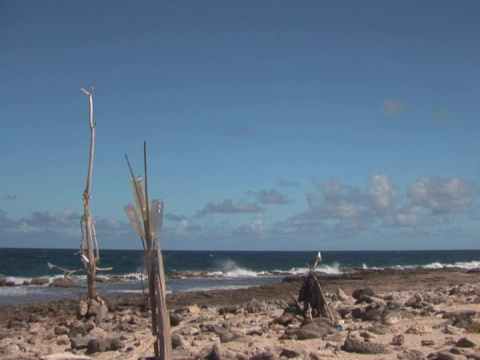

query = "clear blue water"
1;248;479;304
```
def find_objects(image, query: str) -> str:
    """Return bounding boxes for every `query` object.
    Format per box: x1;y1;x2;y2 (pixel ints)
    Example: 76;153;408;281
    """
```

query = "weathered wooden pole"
80;85;99;301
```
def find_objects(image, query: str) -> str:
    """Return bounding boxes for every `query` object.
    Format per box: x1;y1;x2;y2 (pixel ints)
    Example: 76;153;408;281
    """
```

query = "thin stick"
309;269;335;323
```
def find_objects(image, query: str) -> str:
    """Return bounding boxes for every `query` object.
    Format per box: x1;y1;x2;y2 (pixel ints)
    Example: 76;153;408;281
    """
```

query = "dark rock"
271;313;294;326
442;310;476;320
206;344;221;360
87;338;110;354
69;320;87;337
343;336;391;354
54;325;69;335
391;334;404;345
279;348;302;358
70;335;92;350
218;305;238;314
436;350;468;360
87;297;108;325
249;352;275;360
405;293;423;307
455;337;476;348
363;305;386;321
171;333;186;349
351;307;366;319
397;349;427;360
201;323;229;335
421;339;435;346
285;318;334;340
169;311;181;327
30;278;49;286
336;304;355;318
352;287;375;300
110;338;125;350
7;320;30;331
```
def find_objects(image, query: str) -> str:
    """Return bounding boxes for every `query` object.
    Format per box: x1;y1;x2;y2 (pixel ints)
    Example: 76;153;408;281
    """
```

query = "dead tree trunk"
80;86;100;302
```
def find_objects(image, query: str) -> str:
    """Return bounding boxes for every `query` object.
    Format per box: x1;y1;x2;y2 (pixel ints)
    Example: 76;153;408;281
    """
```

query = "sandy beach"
1;267;480;359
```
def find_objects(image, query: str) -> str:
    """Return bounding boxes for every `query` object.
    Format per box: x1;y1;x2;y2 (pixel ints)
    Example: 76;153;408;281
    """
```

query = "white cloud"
367;174;399;212
408;177;476;214
256;189;292;205
196;199;263;217
235;214;265;238
308;180;363;219
175;219;189;236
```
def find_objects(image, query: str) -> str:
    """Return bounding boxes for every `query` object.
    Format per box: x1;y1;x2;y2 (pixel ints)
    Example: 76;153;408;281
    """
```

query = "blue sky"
1;1;479;250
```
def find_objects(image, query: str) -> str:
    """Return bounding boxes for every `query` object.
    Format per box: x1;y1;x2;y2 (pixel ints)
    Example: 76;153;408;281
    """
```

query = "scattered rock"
342;335;391;354
454;337;476;348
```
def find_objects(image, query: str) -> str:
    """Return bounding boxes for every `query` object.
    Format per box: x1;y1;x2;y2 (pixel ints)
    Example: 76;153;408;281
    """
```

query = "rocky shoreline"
1;267;480;359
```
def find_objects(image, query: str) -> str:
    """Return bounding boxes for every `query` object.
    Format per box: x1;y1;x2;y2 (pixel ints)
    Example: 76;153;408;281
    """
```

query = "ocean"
1;248;479;305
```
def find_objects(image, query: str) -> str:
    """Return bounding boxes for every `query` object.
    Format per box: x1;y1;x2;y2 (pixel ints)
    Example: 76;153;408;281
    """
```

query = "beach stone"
351;306;367;319
442;310;477;320
7;320;30;330
220;331;251;343
187;305;201;314
56;335;70;346
201;323;229;335
445;325;465;335
70;335;92;350
342;335;391;354
69;320;87;337
397;349;427;360
383;310;402;325
285;318;334;340
109;337;125;350
405;293;423;307
310;349;336;358
436;350;468;360
249;352;275;360
391;334;404;345
169;311;181;326
246;298;267;313
54;325;69;336
454;337;475;347
205;344;221;360
352;287;375;300
86;338;109;354
336;304;355;318
405;324;432;334
279;348;302;358
336;288;350;301
421;339;435;346
87;297;108;325
271;313;295;326
77;300;88;317
171;333;186;349
364;305;386;321
218;305;239;314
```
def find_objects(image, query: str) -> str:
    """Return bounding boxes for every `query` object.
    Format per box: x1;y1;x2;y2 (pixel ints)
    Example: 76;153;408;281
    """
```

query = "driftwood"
298;270;335;323
125;335;157;360
124;143;172;359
